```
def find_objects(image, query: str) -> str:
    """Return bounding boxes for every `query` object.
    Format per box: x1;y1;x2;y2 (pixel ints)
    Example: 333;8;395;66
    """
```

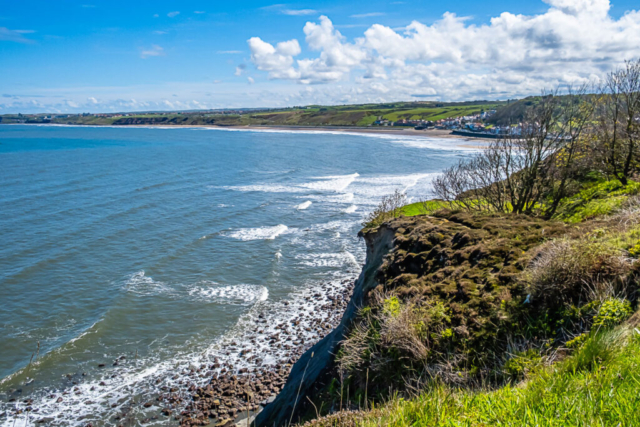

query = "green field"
0;100;508;127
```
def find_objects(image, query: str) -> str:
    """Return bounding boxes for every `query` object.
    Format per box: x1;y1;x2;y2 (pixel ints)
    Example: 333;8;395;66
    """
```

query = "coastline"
178;278;356;427
215;125;487;143
0;123;471;427
8;122;490;146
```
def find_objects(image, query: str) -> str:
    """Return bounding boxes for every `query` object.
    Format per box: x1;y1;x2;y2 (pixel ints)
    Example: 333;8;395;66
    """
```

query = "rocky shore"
174;279;356;427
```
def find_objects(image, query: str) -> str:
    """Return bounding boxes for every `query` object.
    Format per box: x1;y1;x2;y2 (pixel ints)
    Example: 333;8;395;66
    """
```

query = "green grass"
400;200;449;217
395;179;640;225
555;179;640;223
12;100;507;127
314;326;640;426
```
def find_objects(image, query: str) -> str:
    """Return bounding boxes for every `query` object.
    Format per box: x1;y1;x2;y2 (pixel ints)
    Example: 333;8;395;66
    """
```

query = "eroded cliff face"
254;225;396;427
255;212;578;426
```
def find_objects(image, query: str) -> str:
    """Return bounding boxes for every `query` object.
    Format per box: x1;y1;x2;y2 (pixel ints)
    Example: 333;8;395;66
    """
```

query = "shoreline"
8;122;490;146
178;278;356;427
216;125;488;143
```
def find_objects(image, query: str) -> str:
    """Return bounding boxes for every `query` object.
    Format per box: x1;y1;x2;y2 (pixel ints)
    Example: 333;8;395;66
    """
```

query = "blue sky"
2;0;640;113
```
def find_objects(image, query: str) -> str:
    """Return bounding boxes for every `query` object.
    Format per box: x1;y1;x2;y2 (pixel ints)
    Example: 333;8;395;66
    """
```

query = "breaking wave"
226;224;290;241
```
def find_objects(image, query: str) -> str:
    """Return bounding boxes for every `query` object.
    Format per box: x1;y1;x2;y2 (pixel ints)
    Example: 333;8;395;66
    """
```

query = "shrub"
383;296;401;317
363;190;407;228
503;349;542;378
527;238;633;306
592;298;632;329
379;301;429;361
566;333;588;349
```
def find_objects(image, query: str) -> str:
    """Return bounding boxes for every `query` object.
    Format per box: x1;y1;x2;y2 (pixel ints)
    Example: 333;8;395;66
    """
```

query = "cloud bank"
248;0;640;100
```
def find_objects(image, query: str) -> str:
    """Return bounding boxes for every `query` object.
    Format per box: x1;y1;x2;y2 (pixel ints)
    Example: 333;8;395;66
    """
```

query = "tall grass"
307;326;640;426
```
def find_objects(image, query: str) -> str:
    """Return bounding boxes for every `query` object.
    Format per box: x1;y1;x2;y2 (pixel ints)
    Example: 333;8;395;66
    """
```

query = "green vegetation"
0;100;505;127
296;60;640;426
554;179;640;223
307;325;640;427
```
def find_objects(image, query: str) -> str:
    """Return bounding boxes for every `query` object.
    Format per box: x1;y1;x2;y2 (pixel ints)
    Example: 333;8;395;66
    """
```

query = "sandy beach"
213;124;489;144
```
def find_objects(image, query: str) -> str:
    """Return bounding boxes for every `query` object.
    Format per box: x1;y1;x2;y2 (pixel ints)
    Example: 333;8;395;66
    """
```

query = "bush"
363;190;407;228
592;298;632;329
566;333;588;349
527;238;633;307
503;349;542;378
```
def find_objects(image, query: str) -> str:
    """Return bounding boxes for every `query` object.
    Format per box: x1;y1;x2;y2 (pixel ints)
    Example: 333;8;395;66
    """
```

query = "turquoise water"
0;125;472;425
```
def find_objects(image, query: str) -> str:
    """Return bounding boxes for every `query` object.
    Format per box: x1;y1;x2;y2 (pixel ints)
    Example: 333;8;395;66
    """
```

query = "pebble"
177;278;355;426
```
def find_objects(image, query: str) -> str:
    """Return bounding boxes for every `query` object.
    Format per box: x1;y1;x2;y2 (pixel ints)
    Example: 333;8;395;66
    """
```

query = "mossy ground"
297;178;640;427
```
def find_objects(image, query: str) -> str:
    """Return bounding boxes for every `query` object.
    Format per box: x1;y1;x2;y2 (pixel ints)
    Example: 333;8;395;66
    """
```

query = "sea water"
0;125;475;425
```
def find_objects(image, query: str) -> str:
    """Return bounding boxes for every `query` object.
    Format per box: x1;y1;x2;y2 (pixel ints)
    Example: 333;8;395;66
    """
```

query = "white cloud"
282;9;317;16
248;37;302;79
248;16;366;84
167;11;180;18
248;77;255;84
141;45;165;58
0;27;35;44
87;97;98;104
350;12;385;18
218;50;243;54
194;11;205;14
247;0;640;100
235;64;247;76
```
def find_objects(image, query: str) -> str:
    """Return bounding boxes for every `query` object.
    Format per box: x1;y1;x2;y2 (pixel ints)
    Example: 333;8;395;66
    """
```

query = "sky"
1;0;640;114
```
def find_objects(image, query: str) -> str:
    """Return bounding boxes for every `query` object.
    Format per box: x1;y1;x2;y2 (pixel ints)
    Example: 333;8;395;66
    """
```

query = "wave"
188;283;269;305
294;251;360;269
300;173;359;192
124;270;175;297
344;205;358;213
226;224;290;241
0;276;355;427
225;184;300;193
296;201;312;210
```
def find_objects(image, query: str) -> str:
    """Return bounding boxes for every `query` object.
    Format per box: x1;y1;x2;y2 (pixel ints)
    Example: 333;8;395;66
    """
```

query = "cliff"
254;224;396;426
257;201;640;426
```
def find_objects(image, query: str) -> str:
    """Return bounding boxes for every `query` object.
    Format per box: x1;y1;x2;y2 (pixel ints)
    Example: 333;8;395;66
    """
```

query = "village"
372;109;522;137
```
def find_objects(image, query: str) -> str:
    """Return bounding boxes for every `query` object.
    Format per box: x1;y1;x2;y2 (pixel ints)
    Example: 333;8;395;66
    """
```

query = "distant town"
0;99;532;138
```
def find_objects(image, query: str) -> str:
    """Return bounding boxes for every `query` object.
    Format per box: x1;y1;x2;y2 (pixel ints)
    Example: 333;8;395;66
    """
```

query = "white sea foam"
226;224;290;241
34;123;482;152
225;184;300;193
344;205;358;213
124;270;174;297
275;249;283;260
294;252;360;269
197;126;484;151
296;201;312;210
188;283;269;304
301;173;359;192
304;192;354;204
225;174;359;195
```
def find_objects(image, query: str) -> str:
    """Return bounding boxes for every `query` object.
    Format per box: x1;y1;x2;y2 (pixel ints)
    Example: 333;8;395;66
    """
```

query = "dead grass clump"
337;320;373;375
610;195;640;229
378;300;429;362
527;238;634;306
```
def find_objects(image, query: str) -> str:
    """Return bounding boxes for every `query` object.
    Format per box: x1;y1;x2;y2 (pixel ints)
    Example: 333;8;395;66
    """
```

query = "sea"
0;125;475;426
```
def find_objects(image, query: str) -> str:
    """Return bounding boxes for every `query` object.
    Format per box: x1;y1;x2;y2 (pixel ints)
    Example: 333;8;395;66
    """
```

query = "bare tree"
543;85;595;218
594;59;640;185
435;88;597;216
364;189;407;227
